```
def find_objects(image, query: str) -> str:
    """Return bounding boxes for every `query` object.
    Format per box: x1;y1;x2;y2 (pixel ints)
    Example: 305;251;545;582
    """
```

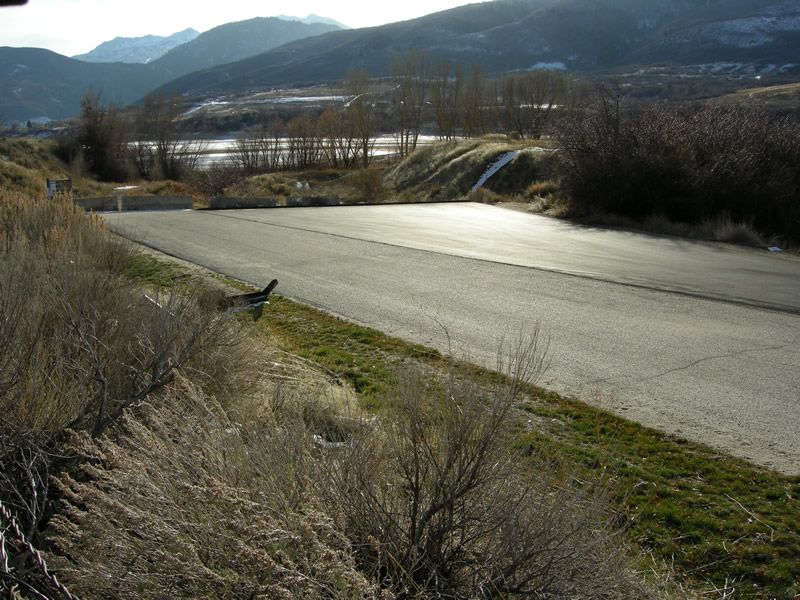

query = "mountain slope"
3;1;799;123
72;29;199;64
151;17;343;81
156;0;800;97
0;47;168;122
155;1;549;95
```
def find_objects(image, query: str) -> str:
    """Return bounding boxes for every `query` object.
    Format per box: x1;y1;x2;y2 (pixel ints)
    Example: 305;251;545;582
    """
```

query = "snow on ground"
471;151;519;192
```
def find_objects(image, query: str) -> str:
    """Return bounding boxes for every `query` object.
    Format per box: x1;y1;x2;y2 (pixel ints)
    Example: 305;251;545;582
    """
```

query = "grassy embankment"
126;251;800;598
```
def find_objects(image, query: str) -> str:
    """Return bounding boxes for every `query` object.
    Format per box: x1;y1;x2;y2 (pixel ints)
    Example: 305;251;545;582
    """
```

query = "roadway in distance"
105;203;800;475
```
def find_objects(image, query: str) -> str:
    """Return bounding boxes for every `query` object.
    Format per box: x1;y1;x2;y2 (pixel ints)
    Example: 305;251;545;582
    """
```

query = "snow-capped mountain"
72;29;200;64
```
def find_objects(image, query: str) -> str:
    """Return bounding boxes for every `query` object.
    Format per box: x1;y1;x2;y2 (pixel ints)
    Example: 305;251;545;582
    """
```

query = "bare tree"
390;49;430;156
520;69;569;139
284;114;320;170
232;124;267;174
317;108;359;168
462;64;486;138
500;73;525;137
76;87;129;181
430;58;463;140
344;69;376;169
134;93;205;180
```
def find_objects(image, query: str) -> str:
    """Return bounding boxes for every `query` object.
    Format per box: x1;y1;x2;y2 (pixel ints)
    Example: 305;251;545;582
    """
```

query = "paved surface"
105;203;800;474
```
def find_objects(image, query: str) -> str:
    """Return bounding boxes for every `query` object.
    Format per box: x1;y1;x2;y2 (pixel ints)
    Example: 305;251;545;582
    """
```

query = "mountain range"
2;0;799;124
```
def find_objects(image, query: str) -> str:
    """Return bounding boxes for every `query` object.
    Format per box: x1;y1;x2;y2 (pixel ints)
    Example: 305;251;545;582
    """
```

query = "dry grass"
45;377;379;599
525;178;559;199
0;188;263;598
384;138;498;200
467;186;505;204
698;213;766;246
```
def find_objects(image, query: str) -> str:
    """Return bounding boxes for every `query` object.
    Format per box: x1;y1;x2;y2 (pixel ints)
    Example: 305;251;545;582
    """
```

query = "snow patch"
10;64;30;77
671;13;800;48
531;62;567;71
471;151;518;192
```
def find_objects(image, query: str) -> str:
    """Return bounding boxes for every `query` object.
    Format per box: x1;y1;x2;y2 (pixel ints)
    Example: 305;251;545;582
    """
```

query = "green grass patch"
122;252;190;288
517;399;800;598
260;296;442;398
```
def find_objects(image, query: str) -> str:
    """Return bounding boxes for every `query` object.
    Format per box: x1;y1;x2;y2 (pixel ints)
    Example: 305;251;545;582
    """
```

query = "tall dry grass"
43;377;379;599
0;188;257;597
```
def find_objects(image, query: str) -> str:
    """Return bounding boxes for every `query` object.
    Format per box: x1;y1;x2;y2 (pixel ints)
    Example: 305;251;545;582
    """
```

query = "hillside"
3;0;799;123
0;47;167;122
151;17;343;81
156;0;800;97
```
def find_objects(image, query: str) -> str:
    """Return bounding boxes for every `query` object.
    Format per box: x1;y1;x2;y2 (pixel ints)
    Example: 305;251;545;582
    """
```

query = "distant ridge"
1;16;343;122
277;14;350;29
151;17;343;80
72;29;200;64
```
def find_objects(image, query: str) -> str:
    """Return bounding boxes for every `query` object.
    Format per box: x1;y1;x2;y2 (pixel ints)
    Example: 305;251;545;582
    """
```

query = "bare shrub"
556;87;800;244
186;161;244;197
314;334;644;598
468;187;504;203
699;213;765;246
347;168;385;202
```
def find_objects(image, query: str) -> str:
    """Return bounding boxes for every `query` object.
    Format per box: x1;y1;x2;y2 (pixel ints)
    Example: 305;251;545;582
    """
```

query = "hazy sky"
1;0;472;57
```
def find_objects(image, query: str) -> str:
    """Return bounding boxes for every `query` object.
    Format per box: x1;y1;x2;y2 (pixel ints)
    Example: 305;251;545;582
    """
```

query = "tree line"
63;50;588;182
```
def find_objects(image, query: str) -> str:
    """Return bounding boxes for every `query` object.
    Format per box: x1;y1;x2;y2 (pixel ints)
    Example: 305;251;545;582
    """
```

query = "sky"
1;0;473;57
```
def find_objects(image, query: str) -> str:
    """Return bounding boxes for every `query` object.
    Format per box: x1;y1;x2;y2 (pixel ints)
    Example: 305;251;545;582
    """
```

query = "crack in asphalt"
645;338;798;381
585;338;798;387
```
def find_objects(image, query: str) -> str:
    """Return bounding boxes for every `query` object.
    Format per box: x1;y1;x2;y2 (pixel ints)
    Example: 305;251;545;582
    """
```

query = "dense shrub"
557;92;800;244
